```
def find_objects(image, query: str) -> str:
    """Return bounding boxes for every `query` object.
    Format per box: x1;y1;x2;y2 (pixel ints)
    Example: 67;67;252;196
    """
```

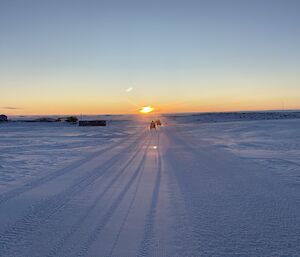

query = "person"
150;121;156;130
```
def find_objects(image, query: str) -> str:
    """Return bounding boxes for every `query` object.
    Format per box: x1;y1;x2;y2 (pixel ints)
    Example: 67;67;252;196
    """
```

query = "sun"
140;106;154;114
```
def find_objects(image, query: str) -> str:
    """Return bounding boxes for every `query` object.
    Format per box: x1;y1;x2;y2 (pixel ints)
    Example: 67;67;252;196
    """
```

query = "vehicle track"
107;135;154;257
0;131;149;256
45;135;152;257
137;133;162;257
0;128;146;206
74;139;150;257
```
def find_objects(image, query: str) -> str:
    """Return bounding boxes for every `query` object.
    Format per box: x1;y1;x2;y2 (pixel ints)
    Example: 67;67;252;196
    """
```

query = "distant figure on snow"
155;119;162;126
150;121;156;130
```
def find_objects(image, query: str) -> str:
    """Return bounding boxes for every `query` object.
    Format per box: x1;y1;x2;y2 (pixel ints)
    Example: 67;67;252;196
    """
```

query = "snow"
174;117;300;184
0;113;299;256
0;120;138;192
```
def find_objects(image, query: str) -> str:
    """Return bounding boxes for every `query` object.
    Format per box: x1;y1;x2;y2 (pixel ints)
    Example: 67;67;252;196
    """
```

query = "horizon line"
4;108;300;117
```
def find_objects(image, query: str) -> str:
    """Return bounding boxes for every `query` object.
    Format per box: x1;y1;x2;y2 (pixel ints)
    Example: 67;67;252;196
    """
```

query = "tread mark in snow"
46;137;151;257
107;145;149;257
0;130;146;206
0;133;149;256
137;144;162;257
75;140;150;257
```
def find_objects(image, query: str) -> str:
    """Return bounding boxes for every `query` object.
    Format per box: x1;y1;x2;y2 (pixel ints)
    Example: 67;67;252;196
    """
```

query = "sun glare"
140;106;154;114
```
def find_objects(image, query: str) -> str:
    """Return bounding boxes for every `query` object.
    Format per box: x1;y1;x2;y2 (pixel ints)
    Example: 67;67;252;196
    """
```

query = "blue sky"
1;0;300;114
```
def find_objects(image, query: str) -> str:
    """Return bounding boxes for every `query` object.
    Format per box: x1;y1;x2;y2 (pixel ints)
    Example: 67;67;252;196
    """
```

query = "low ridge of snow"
165;110;300;123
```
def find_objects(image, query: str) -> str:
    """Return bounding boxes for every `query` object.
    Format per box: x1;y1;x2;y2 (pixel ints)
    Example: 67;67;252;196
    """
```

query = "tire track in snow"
45;136;151;257
0;129;146;206
74;140;150;257
0;132;149;256
107;173;144;257
137;135;162;257
107;140;151;257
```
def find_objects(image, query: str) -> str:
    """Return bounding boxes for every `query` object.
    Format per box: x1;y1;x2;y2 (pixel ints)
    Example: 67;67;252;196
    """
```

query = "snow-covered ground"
0;113;299;256
0;120;138;192
173;116;300;185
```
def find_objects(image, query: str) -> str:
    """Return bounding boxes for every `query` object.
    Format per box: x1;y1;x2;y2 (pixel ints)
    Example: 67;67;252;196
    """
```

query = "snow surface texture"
0;113;299;257
0;120;137;192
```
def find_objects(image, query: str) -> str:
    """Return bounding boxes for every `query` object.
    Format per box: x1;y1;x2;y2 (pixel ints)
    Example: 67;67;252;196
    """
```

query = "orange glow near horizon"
1;97;300;116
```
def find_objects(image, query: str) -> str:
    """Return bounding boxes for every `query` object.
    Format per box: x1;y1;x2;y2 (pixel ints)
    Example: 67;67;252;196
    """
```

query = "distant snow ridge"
167;111;300;124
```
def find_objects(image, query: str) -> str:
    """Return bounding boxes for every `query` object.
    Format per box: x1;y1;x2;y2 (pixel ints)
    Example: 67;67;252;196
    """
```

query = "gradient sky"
1;0;300;115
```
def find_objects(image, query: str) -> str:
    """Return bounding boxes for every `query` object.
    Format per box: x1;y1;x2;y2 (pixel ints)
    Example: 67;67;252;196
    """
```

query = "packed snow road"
0;123;299;257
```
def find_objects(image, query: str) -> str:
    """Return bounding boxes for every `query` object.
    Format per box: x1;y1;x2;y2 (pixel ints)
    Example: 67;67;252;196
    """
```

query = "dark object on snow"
79;120;106;126
65;116;78;123
0;115;8;122
150;121;156;130
155;119;162;126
